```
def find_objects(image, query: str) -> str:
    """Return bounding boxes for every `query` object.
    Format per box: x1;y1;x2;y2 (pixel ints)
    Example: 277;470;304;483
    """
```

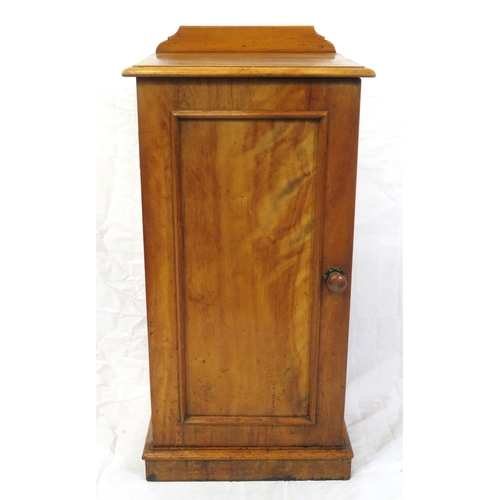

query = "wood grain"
143;420;353;480
156;26;335;53
144;420;353;459
136;80;180;446
128;27;373;481
145;458;352;481
122;53;375;78
172;111;326;425
135;78;361;450
123;27;374;78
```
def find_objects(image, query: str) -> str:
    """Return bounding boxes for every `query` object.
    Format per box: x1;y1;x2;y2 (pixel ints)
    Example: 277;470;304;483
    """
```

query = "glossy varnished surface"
156;26;336;53
123;25;374;78
126;26;372;480
174;111;326;424
142;420;353;481
137;77;360;449
122;53;375;78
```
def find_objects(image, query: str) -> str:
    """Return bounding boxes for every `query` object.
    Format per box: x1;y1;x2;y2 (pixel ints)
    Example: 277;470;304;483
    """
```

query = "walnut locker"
123;26;375;481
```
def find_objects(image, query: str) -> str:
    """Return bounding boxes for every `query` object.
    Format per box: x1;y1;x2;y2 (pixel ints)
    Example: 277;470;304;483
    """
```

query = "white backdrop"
96;2;403;499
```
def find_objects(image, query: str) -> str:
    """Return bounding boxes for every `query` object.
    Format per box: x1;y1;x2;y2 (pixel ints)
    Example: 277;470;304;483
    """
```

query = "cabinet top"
122;26;375;78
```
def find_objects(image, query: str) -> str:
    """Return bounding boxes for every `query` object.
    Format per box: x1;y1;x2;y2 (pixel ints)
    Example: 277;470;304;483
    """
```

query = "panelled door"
137;77;361;449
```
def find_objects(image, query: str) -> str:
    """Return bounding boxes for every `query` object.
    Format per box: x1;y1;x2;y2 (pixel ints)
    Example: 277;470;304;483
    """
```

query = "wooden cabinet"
123;26;375;481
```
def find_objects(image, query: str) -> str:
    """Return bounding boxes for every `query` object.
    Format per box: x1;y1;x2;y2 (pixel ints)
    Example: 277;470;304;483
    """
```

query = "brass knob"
322;267;347;293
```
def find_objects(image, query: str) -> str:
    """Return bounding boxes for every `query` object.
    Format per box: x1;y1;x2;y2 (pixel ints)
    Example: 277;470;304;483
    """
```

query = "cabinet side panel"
137;79;180;446
317;79;361;443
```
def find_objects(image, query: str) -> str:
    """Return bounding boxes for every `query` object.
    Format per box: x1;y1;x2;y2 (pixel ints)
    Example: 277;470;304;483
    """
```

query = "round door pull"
323;267;348;293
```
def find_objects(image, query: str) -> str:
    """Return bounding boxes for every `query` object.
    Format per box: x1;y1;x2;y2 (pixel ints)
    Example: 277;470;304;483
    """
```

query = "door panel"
172;111;327;426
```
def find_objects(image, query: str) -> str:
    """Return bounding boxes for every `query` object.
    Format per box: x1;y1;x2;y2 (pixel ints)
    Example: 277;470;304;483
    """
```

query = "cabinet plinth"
123;26;374;481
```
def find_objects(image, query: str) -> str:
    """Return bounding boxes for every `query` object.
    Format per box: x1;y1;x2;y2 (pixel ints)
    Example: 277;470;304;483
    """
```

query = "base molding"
142;422;353;481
